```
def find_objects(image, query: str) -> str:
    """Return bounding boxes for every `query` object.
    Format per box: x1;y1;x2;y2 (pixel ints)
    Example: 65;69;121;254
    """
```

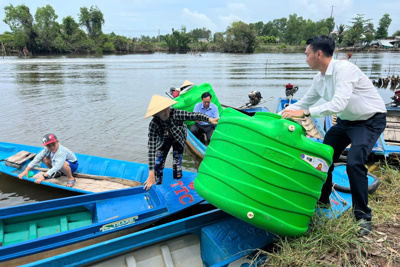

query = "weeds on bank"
257;162;400;267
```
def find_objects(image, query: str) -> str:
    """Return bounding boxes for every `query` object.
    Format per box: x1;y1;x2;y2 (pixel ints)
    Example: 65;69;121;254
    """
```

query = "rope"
331;183;348;206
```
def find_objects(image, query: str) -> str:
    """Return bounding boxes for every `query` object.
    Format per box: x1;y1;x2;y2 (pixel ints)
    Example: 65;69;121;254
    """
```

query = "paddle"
33;167;142;187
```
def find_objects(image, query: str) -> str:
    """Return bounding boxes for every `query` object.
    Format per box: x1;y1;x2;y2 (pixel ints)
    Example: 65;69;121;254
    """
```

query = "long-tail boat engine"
285;83;299;98
248;91;263;106
390;90;400;107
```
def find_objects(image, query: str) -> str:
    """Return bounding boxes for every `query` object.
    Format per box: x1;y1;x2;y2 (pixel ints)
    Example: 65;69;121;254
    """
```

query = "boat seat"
1;210;92;246
60;216;69;232
0;220;3;245
29;222;37;240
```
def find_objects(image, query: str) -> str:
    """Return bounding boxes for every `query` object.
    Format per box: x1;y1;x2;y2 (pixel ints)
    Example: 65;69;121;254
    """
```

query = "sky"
0;0;399;38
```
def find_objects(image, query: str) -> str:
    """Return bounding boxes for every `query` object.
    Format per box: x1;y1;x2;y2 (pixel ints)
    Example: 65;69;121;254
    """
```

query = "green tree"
163;26;191;50
393;30;400;36
375;14;392;39
113;35;130;51
213;32;224;43
68;28;95;53
272;18;287;38
3;4;37;50
284;14;305;44
62;16;79;36
343;14;372;46
302;20;317;41
249;21;264;36
260;21;279;37
0;32;14;55
190;27;211;40
79;6;104;39
34;5;60;52
223;21;257;53
336;24;346;45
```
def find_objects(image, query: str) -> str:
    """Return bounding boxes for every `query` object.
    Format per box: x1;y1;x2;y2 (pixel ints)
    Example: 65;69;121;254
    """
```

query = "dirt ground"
365;218;400;267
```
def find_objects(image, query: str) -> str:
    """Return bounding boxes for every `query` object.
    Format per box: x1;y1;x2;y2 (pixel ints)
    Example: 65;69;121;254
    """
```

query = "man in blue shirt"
190;92;220;144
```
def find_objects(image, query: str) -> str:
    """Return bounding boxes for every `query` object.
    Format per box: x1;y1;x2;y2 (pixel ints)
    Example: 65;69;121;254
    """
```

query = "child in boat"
144;95;219;190
18;133;79;187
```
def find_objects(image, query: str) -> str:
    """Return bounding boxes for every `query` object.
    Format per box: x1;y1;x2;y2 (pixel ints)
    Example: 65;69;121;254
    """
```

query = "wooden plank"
33;167;142;187
5;151;36;169
32;172;131;192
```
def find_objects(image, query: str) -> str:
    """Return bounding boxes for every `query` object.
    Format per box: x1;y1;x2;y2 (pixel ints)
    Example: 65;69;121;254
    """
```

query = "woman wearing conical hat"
144;95;219;190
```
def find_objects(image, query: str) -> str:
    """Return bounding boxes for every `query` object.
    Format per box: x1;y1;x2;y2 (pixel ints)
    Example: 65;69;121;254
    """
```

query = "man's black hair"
306;35;335;57
201;92;212;99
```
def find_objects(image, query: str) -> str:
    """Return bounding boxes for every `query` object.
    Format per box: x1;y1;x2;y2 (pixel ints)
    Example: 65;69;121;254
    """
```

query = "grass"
255;161;400;267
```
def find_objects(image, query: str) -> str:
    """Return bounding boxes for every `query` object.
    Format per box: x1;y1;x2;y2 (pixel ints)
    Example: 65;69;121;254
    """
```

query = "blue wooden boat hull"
378;107;400;157
22;209;276;267
0;162;203;265
21;165;374;267
0;142;195;193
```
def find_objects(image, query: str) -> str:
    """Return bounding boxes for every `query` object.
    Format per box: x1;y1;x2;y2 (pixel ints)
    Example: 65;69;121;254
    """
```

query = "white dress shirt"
288;59;386;121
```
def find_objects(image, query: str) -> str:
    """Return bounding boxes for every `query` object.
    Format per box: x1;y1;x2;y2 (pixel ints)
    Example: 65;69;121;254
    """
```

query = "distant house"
379;40;394;48
198;38;208;43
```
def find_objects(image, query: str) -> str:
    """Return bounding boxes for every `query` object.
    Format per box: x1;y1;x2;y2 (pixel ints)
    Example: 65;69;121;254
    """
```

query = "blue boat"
323;109;396;157
21;209;275;267
0;141;194;193
21;164;371;267
378;106;400;157
0;173;203;266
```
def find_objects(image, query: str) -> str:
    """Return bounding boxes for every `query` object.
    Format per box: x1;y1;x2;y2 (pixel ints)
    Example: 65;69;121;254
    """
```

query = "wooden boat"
379;106;400;157
323;107;400;158
0;173;203;266
276;97;325;140
23;164;371;267
0;141;194;193
23;209;275;267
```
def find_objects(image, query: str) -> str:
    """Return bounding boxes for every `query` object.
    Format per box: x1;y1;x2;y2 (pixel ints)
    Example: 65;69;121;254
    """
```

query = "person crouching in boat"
190;92;219;145
144;95;219;190
18;133;79;187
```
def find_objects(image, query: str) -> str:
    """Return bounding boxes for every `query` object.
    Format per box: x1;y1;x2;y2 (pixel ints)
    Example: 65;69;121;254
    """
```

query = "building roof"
379;40;394;47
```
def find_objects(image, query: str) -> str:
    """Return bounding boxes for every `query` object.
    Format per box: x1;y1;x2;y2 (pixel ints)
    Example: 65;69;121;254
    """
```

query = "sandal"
66;179;76;187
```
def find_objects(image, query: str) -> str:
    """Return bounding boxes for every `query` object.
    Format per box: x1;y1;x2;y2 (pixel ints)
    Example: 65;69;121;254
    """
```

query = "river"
1;51;399;207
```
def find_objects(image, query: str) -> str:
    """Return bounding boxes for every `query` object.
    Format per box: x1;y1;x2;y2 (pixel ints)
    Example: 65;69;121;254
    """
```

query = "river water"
1;51;399;207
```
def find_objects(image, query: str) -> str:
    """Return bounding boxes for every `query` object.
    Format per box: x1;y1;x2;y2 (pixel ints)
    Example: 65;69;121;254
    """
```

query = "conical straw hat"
180;80;194;88
145;95;178;118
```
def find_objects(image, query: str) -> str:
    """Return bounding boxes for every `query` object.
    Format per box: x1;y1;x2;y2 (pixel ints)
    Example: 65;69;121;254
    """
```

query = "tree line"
0;4;398;55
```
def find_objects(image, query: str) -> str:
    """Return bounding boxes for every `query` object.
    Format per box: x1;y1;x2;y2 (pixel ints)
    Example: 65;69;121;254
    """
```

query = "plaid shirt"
148;109;211;170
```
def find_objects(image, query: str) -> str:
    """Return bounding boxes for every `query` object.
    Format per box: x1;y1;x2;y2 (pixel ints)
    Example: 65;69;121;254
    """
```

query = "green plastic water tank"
194;108;334;237
173;83;223;128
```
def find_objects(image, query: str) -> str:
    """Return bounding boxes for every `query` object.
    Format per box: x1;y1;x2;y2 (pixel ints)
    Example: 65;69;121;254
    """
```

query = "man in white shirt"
282;35;386;235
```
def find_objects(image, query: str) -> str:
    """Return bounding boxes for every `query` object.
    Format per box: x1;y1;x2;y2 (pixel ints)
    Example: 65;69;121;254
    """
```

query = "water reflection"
0;173;78;208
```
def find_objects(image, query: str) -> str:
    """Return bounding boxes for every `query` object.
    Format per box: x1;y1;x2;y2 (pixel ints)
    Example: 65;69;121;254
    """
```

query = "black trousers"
319;113;386;220
190;122;215;143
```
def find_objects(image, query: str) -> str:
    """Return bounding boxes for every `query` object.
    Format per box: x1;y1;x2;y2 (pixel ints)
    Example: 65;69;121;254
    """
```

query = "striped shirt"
28;144;77;177
148;109;211;170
